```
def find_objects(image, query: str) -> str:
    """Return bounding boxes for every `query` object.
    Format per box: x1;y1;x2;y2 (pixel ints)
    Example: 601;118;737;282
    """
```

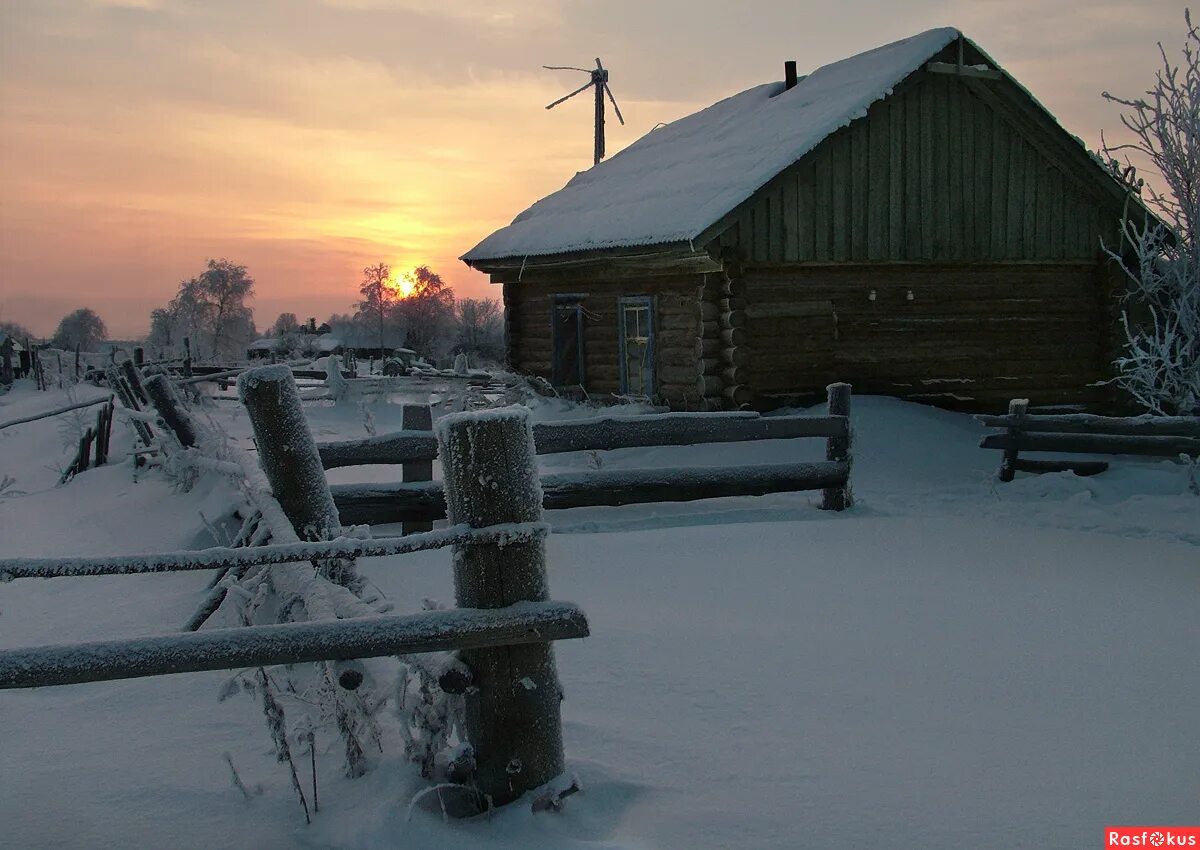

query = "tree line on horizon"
1;258;504;368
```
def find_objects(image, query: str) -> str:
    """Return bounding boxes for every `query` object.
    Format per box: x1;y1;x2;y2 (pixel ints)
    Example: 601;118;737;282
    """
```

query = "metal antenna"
544;57;625;166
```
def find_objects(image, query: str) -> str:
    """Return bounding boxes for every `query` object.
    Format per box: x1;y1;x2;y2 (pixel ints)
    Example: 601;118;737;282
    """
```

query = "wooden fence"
978;398;1200;480
0;365;589;813
321;382;854;525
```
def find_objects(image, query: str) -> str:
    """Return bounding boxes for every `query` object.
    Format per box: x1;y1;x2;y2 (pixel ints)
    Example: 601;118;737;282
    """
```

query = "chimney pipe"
784;60;798;91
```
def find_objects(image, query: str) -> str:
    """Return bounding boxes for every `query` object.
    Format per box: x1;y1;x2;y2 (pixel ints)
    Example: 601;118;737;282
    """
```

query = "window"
619;296;655;398
551;297;585;387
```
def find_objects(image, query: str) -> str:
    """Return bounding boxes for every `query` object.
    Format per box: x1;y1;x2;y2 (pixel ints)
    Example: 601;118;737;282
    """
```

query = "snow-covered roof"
247;338;276;350
312;335;342;352
463;27;960;263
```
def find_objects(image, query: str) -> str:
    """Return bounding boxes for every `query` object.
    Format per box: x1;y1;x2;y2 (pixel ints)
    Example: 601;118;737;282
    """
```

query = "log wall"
744;263;1114;409
504;275;706;409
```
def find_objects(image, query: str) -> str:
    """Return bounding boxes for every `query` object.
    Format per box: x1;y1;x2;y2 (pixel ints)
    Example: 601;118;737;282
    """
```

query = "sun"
387;274;415;298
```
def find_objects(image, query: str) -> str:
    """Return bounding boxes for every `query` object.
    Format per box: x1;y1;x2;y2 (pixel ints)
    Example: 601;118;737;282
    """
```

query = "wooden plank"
919;79;935;258
867;102;888;260
961;82;976;258
903;82;922;259
976;413;1200;438
532;411;848;453
0;602;590;690
782;171;799;263
832;132;851;260
888;97;904;257
851;118;869;258
1023;140;1038;256
796;162;815;261
814;145;832;262
991;110;1008;259
980;432;1200;457
946;76;963;260
1010;458;1109;476
974;92;991;256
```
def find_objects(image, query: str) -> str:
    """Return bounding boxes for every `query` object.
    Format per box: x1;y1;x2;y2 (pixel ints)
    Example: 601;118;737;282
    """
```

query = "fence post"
402;402;434;535
822;382;852;511
182;337;193;379
238;365;342;544
134;347;144;367
120;359;150;406
998;398;1028;482
438;408;565;810
144;374;197;448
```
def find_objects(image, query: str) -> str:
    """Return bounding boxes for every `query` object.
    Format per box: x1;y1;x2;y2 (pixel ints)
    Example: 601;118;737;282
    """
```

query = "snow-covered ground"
0;380;1196;849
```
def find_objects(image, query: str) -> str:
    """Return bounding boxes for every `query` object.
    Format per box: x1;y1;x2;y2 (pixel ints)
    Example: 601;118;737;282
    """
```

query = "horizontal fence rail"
316;411;848;468
975;412;1200;439
0;601;589;690
329;461;850;526
0;522;550;581
980;432;1200;457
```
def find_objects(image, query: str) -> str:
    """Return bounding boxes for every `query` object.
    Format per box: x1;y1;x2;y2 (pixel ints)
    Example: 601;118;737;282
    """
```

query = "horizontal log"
719;297;746;312
721;311;747;329
700;301;720;322
696;337;721;357
723;384;754;406
698;375;723;396
0;601;589;690
722;347;750;366
976;413;1200;438
1010;458;1110;476
541;460;848;508
701;357;721;374
659;365;701;385
721;277;747;297
318;430;438;467
721;328;746;347
745;301;834;320
533;411;847;453
721;366;747;385
979;432;1200;458
702;320;720;337
656;330;702;348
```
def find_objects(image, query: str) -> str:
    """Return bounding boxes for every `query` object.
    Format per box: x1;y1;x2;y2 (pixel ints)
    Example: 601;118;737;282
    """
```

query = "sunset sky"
0;0;1184;337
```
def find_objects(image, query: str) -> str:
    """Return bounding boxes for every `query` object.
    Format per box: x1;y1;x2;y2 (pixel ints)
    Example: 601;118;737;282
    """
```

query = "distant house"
463;28;1145;411
247;333;344;360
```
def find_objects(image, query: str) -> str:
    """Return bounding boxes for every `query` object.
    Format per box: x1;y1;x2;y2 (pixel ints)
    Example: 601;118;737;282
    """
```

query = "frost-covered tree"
148;260;257;361
270;312;300;336
357;262;398;354
0;318;35;343
453;297;504;364
51;308;107;351
1101;10;1199;415
395;265;456;364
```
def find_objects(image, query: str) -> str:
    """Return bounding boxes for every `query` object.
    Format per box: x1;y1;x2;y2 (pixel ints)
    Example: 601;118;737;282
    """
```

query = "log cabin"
462;27;1144;411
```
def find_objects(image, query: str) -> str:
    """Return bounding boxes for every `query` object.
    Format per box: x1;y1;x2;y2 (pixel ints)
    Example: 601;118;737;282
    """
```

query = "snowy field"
0;381;1196;849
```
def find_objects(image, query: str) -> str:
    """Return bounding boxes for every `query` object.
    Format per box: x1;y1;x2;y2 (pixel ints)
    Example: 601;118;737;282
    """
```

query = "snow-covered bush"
1101;10;1199;415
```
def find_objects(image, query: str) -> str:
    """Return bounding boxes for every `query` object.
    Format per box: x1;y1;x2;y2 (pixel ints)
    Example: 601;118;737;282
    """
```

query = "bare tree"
51;308;108;351
1101;10;1199;415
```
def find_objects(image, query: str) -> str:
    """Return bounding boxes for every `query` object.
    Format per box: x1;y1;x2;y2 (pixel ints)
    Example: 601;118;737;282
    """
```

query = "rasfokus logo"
1106;827;1200;847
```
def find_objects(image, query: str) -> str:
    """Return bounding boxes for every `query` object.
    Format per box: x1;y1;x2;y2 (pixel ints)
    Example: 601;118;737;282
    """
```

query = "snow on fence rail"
0;365;587;813
323;382;855;521
978;398;1200;480
0;601;587;689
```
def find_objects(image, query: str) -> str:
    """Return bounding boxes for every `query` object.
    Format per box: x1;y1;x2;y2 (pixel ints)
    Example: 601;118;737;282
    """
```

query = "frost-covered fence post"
997;398;1028;483
120;358;150;406
821;382;852;510
238;365;342;544
402;402;434;535
437;407;565;810
182;337;193;379
144;374;197;449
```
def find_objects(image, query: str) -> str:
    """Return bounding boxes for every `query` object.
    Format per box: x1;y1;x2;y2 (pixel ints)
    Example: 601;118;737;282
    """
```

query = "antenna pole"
594;69;605;165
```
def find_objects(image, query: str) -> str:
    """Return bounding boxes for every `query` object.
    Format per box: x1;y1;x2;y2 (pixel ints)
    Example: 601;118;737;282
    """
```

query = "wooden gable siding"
713;71;1120;265
744;263;1114;409
503;275;705;408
